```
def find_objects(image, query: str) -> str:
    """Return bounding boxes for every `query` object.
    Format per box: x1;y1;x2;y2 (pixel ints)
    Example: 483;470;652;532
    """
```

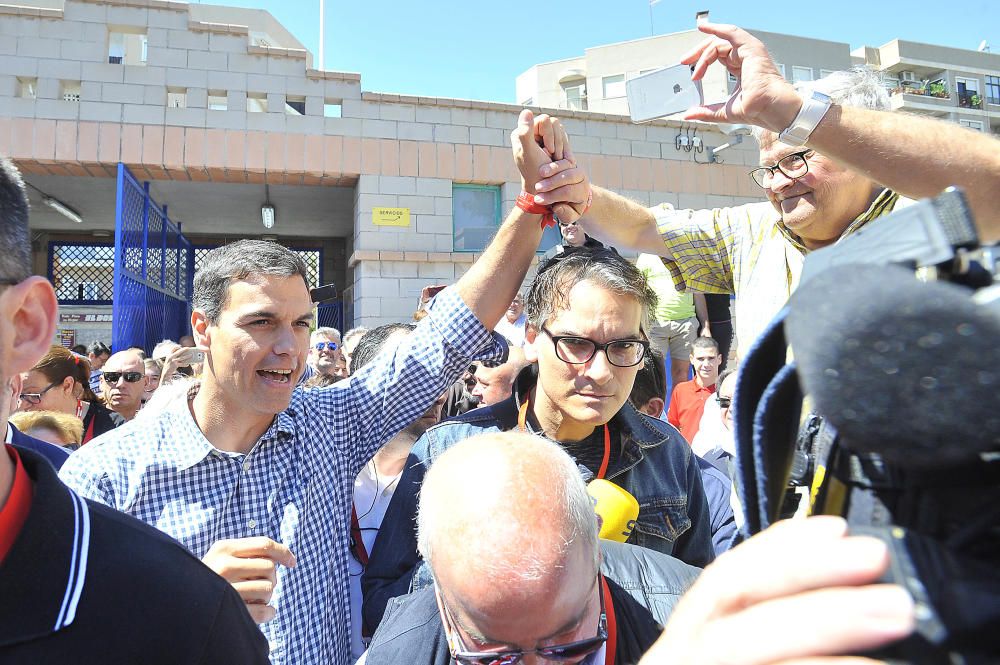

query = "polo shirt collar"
167;384;297;471
0;448;91;646
776;188;900;253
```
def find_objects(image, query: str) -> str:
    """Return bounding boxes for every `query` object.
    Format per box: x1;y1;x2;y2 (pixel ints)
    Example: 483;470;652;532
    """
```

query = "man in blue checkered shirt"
59;110;573;665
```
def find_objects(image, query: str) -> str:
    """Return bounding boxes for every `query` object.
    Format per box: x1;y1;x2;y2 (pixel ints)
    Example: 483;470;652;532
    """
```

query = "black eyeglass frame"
540;325;649;368
314;341;339;351
747;149;814;189
438;574;608;665
18;380;61;406
717;395;732;409
102;371;145;384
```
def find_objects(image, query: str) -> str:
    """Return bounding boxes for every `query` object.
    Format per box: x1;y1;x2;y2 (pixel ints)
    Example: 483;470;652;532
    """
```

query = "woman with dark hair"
19;345;123;444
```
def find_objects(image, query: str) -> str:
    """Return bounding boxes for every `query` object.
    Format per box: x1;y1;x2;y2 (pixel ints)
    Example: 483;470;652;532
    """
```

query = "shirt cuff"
426;287;509;364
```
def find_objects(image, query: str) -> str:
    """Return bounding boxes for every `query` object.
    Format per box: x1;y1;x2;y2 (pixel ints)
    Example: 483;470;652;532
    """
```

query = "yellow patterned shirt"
650;189;908;356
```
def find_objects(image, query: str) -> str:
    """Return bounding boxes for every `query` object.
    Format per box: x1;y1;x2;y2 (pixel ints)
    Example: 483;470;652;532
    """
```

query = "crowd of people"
1;21;998;665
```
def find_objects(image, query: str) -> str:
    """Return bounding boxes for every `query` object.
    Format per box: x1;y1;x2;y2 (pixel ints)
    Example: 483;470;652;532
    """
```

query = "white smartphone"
180;348;205;366
626;64;704;123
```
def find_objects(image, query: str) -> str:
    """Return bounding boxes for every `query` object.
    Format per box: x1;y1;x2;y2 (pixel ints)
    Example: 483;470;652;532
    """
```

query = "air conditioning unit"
899;70;919;84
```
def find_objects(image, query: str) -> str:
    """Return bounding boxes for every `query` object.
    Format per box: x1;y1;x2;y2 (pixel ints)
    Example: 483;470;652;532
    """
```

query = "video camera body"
732;188;999;663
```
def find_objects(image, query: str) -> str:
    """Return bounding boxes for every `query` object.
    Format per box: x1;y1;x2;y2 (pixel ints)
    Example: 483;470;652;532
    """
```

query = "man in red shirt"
667;337;721;443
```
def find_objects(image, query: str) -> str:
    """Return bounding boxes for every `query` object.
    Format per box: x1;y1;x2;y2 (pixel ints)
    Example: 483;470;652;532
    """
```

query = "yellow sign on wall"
372;207;411;227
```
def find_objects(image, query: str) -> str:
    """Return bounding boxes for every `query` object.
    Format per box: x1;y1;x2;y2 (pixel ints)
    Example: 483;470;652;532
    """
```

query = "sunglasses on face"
439;575;608;665
19;380;60;405
717;395;732;409
314;342;339;351
102;371;144;384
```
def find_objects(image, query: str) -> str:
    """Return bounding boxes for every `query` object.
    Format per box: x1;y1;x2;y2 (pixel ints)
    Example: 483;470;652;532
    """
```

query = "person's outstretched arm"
680;22;1000;241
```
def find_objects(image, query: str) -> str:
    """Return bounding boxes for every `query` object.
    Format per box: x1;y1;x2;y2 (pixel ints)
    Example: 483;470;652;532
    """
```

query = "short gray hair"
151;339;179;360
310;327;341;345
417;432;600;582
526;249;658;333
754;67;890;144
343;327;368;346
193;240;309;323
0;157;32;283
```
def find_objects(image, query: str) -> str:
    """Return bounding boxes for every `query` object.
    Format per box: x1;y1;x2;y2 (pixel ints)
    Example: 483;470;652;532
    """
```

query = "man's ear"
523;324;539;363
642;397;665;419
5;277;58;375
7;373;22;414
190;309;211;348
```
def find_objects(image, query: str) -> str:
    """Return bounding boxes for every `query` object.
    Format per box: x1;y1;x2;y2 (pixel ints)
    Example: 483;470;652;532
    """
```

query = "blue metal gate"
112;163;194;354
317;302;344;333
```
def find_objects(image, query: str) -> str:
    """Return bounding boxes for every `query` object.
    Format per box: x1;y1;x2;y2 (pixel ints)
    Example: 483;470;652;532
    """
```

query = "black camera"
733;188;1000;663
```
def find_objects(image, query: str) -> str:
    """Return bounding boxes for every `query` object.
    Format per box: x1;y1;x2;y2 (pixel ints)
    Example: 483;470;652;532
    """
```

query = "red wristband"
516;191;556;229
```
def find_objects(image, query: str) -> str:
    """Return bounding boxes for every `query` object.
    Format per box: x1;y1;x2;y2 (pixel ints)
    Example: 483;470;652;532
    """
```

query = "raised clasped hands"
510;111;591;224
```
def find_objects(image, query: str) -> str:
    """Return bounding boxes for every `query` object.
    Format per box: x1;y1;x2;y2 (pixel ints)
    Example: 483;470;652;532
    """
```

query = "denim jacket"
361;373;714;634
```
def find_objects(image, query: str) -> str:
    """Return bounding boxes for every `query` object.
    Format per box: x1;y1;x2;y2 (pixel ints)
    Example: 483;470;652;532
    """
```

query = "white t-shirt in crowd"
349;462;402;661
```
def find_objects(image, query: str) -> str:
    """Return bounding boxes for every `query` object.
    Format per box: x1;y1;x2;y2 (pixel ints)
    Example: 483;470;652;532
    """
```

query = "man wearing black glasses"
363;247;713;635
98;350;148;422
362;432;700;665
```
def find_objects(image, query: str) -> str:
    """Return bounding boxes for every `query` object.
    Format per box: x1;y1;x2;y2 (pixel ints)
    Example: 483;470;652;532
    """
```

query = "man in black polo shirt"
0;157;268;664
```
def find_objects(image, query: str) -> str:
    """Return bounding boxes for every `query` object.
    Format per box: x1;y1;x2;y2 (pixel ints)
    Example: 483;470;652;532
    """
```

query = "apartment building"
517;28;852;116
518;25;1000;136
1;0;768;341
853;39;1000;134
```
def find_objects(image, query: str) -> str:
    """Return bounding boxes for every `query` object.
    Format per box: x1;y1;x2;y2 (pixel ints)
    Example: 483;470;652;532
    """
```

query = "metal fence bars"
113;163;194;355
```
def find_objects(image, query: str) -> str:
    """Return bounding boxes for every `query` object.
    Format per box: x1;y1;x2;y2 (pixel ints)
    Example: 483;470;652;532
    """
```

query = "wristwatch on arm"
777;90;832;146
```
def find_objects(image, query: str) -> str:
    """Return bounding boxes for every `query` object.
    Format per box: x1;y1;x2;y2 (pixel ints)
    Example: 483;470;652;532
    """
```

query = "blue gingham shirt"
59;289;505;665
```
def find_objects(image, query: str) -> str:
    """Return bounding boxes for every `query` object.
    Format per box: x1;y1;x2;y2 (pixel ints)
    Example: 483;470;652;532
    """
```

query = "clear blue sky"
204;0;998;102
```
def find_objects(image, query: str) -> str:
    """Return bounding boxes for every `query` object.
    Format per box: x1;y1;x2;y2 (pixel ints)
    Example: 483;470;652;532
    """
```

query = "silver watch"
777;90;832;146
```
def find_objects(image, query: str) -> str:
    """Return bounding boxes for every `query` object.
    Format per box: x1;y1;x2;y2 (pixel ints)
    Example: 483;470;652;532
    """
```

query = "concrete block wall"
338;95;756;326
0;0;362;131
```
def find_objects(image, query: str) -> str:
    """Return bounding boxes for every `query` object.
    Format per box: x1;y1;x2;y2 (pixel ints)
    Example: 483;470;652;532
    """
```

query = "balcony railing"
889;86;951;100
958;92;983;109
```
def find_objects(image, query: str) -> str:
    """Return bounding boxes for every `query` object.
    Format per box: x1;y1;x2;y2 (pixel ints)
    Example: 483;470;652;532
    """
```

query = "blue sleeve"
670;448;716;568
360;440;431;635
696;456;737;556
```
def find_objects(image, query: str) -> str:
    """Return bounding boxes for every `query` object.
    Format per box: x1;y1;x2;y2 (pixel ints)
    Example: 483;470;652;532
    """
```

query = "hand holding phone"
181;348;206;365
627;63;704;123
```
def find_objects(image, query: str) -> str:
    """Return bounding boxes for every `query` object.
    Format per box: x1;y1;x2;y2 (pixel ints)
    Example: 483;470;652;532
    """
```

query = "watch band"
778;90;832;146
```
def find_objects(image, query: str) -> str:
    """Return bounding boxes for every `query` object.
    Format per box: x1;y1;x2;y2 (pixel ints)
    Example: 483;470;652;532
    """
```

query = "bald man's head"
417;432;599;600
418;432;603;651
100;350;148;420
